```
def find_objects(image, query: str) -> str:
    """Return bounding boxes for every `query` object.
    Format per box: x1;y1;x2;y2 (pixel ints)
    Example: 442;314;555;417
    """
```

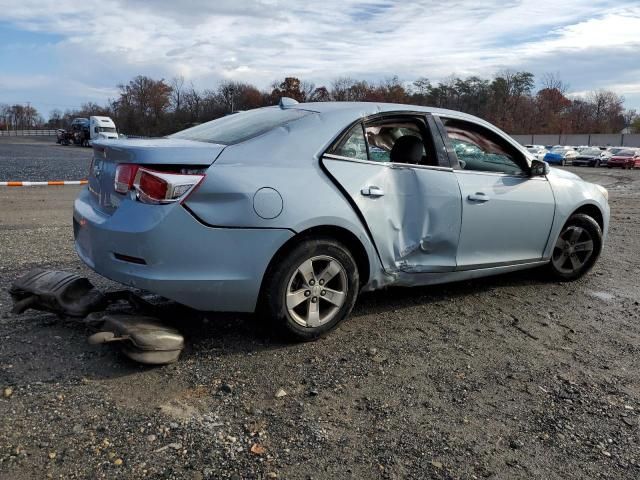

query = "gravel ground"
0;136;92;181
1;141;639;479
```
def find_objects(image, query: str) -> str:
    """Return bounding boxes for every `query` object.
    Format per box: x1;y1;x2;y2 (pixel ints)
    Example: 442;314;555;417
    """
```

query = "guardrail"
0;129;57;137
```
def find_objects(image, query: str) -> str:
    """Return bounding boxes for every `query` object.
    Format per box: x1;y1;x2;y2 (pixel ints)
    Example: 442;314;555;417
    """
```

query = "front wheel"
548;213;602;281
260;238;359;340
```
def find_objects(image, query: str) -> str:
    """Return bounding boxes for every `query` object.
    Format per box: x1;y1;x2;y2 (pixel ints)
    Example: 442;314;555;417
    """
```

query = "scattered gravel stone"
219;383;233;394
275;388;287;398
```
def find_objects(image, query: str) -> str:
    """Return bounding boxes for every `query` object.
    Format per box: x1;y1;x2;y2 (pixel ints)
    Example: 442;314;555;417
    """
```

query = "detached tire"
548;213;602;281
261;237;359;341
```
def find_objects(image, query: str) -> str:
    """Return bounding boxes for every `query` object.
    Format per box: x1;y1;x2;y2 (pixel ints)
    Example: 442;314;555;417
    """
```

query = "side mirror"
530;159;550;176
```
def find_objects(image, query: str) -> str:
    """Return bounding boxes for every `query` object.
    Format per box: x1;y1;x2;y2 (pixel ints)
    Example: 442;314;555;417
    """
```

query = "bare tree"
170;76;185;113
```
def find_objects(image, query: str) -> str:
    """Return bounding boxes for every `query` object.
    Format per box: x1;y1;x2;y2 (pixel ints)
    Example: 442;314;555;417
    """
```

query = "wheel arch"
571;203;604;231
260;224;372;296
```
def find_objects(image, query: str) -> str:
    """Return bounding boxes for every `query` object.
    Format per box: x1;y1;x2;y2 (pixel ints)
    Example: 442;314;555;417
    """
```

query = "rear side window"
332;125;368;160
329;116;441;167
169;107;311;145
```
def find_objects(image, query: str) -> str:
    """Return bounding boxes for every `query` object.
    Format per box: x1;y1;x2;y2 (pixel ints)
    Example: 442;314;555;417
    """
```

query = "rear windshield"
169;107;312;145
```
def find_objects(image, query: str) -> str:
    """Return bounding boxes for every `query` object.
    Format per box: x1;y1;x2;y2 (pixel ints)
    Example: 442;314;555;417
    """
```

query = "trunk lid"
88;138;225;215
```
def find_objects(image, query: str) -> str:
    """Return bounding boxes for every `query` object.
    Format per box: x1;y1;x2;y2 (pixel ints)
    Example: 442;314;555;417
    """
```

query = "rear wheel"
548;214;602;281
261;238;359;340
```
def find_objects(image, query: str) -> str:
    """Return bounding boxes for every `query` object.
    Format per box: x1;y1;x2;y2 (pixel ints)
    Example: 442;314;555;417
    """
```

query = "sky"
1;0;639;119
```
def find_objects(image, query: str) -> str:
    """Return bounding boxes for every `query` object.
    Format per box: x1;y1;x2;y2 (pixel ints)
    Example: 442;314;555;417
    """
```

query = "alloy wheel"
552;226;594;274
285;255;348;328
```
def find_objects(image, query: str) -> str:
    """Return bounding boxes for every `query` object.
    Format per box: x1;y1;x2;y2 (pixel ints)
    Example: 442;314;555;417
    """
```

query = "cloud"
0;0;639;113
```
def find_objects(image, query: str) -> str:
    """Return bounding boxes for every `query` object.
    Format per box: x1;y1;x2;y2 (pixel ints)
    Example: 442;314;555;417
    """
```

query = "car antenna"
279;97;299;109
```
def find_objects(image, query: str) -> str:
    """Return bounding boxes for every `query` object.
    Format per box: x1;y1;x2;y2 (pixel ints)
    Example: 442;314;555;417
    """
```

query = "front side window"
442;118;525;175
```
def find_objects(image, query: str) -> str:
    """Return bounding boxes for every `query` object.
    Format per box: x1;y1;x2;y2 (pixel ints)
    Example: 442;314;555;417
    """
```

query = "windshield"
550;147;566;153
98;127;116;133
617;150;635;157
169;107;312;145
581;148;601;155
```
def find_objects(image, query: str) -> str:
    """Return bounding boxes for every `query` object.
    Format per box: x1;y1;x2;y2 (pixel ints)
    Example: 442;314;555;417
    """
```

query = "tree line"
3;72;639;135
0;104;44;131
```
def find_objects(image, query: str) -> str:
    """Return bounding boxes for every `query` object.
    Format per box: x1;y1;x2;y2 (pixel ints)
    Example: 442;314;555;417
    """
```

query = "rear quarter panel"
184;110;388;290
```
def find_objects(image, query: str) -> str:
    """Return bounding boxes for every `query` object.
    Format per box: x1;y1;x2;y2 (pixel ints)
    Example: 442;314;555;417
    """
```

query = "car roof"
289;101;484;122
285;101;516;146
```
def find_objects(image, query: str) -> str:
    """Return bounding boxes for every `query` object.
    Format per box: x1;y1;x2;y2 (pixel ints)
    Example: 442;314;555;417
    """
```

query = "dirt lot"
1;139;639;479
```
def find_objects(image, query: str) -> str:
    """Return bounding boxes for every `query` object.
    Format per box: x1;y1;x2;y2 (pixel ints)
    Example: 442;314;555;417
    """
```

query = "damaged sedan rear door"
322;113;462;276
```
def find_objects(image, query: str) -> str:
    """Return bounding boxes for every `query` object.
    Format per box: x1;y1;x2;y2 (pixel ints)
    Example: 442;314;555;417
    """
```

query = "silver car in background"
525;144;548;160
74;100;610;339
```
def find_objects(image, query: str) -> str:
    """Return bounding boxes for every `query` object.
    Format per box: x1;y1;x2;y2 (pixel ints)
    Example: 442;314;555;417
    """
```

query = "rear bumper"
73;188;293;312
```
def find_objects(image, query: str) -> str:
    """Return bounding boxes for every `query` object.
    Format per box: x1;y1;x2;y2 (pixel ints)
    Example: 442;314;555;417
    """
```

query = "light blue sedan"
74;100;610;339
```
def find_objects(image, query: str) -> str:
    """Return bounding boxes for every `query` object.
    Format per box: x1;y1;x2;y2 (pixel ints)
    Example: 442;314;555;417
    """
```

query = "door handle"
361;186;385;197
468;192;490;202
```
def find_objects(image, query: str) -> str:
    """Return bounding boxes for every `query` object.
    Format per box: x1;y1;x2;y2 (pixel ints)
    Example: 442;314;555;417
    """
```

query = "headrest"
390;135;423;164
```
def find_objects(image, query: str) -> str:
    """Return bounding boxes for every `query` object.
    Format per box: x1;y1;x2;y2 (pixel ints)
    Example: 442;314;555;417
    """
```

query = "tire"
260;237;359;340
594;160;600;168
561;159;566;166
548;213;602;281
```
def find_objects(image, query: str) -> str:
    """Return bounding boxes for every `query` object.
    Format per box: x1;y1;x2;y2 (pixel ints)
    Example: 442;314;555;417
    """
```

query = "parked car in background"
600;147;626;166
572;147;605;167
525;145;548;160
73;100;609;339
544;146;578;166
607;149;640;169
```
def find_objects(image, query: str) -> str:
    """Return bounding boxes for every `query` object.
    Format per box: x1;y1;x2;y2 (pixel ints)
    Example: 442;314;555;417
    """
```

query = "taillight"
114;164;139;194
133;168;205;204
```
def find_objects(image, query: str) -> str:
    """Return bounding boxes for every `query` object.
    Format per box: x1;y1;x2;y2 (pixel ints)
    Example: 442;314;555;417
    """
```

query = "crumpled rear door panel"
322;156;461;274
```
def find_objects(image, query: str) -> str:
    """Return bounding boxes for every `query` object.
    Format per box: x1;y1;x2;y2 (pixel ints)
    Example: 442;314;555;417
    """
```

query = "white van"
89;116;118;144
